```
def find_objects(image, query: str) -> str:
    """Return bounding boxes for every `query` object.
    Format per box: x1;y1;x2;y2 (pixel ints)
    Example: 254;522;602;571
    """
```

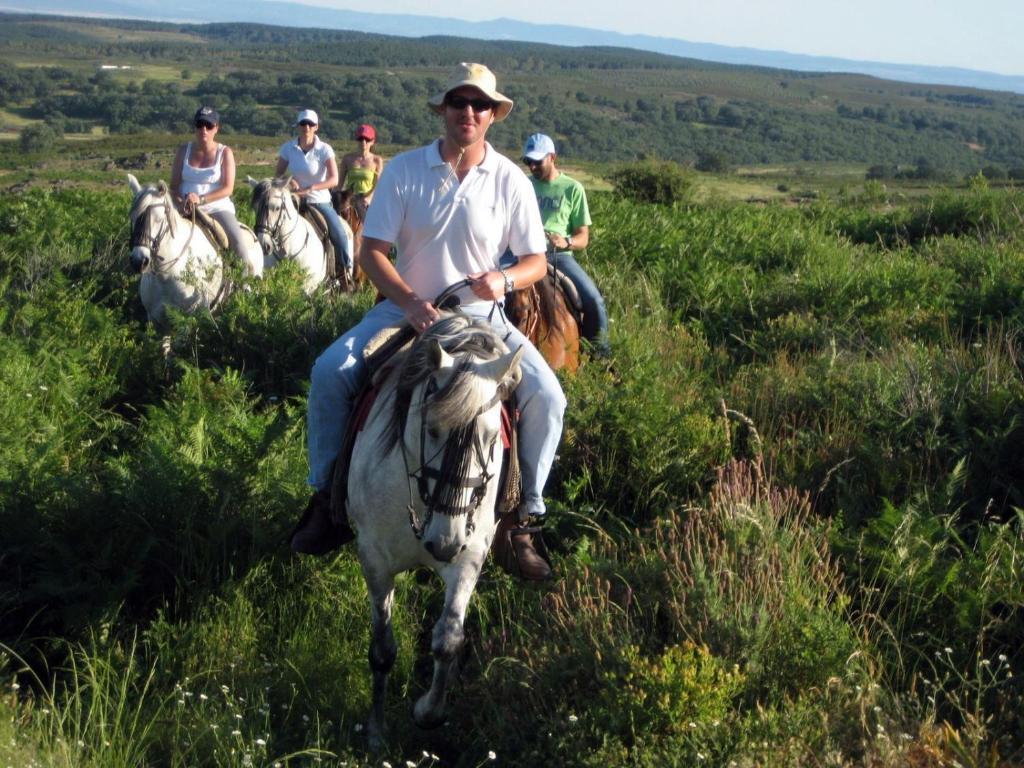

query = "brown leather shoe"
290;489;354;555
493;514;553;581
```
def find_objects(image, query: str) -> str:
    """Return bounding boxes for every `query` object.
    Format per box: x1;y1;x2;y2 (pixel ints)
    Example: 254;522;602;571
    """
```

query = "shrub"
18;123;60;153
606;160;694;204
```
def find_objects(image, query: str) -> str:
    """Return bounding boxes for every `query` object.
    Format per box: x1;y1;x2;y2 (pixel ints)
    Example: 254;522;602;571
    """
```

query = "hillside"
2;12;1024;176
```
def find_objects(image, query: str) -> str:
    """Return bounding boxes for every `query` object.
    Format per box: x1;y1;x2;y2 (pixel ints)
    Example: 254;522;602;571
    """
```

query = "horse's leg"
413;558;483;728
364;566;397;754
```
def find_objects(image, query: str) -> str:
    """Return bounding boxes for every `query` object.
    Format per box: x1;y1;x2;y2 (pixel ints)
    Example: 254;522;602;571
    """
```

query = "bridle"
129;192;195;274
254;188;312;260
402;374;505;541
400;280;511;542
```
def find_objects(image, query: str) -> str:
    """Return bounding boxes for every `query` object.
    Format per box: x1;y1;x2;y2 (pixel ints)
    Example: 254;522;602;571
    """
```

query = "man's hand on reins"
467;270;505;302
400;295;442;333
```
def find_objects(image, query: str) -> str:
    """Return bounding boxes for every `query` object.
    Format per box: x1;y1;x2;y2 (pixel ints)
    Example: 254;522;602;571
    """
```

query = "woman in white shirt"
170;106;250;266
275;109;354;277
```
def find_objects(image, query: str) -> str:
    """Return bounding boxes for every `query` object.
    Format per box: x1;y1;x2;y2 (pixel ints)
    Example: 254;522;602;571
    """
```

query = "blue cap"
522;133;555;161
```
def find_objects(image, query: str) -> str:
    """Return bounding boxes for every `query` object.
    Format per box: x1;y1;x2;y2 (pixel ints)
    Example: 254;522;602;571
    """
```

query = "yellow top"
345;166;376;195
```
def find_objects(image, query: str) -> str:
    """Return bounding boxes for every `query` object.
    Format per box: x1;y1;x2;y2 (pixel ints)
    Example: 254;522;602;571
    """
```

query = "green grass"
2;172;1024;765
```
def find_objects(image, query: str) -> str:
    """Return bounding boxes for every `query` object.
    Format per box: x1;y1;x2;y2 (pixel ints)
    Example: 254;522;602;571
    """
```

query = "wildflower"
200;694;209;701
235;713;243;720
211;724;219;731
689;721;697;729
221;685;230;694
9;683;19;691
383;762;392;768
407;762;417;768
488;751;497;760
232;730;242;736
999;654;1007;662
568;714;578;724
302;714;310;723
255;738;267;746
981;659;991;666
177;699;185;706
944;647;953;654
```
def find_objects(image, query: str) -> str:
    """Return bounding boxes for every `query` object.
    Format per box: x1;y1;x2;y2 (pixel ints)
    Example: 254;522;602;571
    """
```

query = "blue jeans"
548;251;610;357
307;301;566;517
310;201;353;271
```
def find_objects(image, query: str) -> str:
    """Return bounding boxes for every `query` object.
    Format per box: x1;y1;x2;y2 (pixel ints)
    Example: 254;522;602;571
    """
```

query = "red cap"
354;124;376;141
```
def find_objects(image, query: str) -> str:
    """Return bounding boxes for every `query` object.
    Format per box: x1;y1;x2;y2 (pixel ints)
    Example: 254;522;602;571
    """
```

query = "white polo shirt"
363;139;546;307
277;137;335;205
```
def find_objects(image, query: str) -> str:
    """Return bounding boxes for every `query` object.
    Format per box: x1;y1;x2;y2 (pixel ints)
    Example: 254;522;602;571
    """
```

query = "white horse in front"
247;176;334;294
341;313;523;751
126;174;262;328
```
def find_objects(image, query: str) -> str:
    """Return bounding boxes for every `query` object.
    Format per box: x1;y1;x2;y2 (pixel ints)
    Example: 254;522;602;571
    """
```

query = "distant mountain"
4;0;1023;95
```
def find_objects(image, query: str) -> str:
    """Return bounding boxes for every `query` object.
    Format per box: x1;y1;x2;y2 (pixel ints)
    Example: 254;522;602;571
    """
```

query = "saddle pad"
364;322;416;382
195;209;229;250
549;262;584;319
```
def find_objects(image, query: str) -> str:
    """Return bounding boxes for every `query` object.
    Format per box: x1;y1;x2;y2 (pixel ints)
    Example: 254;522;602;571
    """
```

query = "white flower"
255;738;267;746
568;714;578;724
200;694;209;701
232;730;242;736
488;751;497;761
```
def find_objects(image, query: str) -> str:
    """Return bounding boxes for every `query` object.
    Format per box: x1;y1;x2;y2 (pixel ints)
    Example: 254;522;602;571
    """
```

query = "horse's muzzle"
130;247;151;273
424;539;467;563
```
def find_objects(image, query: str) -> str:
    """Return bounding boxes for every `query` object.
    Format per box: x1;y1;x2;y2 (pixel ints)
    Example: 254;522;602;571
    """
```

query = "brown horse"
331;188;366;287
505;264;581;373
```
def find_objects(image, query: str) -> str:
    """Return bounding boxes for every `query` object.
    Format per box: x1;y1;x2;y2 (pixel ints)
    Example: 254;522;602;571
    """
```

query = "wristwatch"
499;268;515;294
565;235;573;250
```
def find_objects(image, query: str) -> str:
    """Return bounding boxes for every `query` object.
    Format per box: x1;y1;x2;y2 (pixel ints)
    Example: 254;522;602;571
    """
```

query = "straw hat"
427;62;514;122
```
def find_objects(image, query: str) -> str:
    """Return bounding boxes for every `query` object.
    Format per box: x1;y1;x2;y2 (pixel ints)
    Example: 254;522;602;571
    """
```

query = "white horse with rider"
126;174;262;328
342;312;523;751
248;176;350;294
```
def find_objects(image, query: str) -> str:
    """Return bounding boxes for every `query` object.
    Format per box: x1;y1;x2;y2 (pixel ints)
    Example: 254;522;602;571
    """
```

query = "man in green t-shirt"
522;133;610;357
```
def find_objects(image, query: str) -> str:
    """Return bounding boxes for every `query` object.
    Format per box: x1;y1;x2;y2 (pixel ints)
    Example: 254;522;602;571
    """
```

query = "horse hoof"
412;698;447;730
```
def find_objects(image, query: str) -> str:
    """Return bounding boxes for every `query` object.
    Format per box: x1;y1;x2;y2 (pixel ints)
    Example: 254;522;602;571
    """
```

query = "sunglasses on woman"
298;120;316;127
445;95;496;113
195;121;216;130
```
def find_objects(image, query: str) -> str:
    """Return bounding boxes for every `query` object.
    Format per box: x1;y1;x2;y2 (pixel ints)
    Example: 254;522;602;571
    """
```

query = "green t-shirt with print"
530;172;592;238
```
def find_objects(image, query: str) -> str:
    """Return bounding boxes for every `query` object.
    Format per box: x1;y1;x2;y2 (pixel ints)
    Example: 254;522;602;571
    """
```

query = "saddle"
547;262;584;324
192;208;230;251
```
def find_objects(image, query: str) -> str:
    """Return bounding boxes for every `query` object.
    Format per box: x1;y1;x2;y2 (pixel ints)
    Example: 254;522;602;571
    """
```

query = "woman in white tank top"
170;106;252;268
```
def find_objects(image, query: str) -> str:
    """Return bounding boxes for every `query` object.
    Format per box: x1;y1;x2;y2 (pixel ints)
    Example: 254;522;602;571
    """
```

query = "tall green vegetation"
1;179;1023;765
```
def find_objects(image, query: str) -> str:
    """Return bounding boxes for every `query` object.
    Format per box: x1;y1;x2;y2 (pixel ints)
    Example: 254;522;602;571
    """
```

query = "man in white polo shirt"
292;62;564;581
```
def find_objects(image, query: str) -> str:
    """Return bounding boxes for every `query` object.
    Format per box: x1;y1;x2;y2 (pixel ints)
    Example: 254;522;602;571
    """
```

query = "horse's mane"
379;314;508;454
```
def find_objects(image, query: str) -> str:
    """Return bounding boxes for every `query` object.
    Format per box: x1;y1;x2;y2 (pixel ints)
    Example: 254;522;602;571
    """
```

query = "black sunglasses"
523;158;543;168
195;120;216;130
298;120;316;127
445;95;496;112
356;137;372;142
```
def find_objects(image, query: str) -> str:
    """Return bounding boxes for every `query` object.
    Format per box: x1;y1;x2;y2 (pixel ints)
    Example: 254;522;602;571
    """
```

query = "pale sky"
300;0;1021;76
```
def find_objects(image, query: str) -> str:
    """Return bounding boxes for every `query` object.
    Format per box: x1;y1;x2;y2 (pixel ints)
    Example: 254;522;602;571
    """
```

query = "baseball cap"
355;124;376;141
193;106;220;125
295;109;319;126
522;133;556;162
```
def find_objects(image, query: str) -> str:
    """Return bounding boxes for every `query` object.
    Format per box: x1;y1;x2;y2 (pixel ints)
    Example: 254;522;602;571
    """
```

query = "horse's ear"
157;180;168;195
484;345;525;398
273;176;290;189
428;339;454;370
246;176;259;188
127;174;141;195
